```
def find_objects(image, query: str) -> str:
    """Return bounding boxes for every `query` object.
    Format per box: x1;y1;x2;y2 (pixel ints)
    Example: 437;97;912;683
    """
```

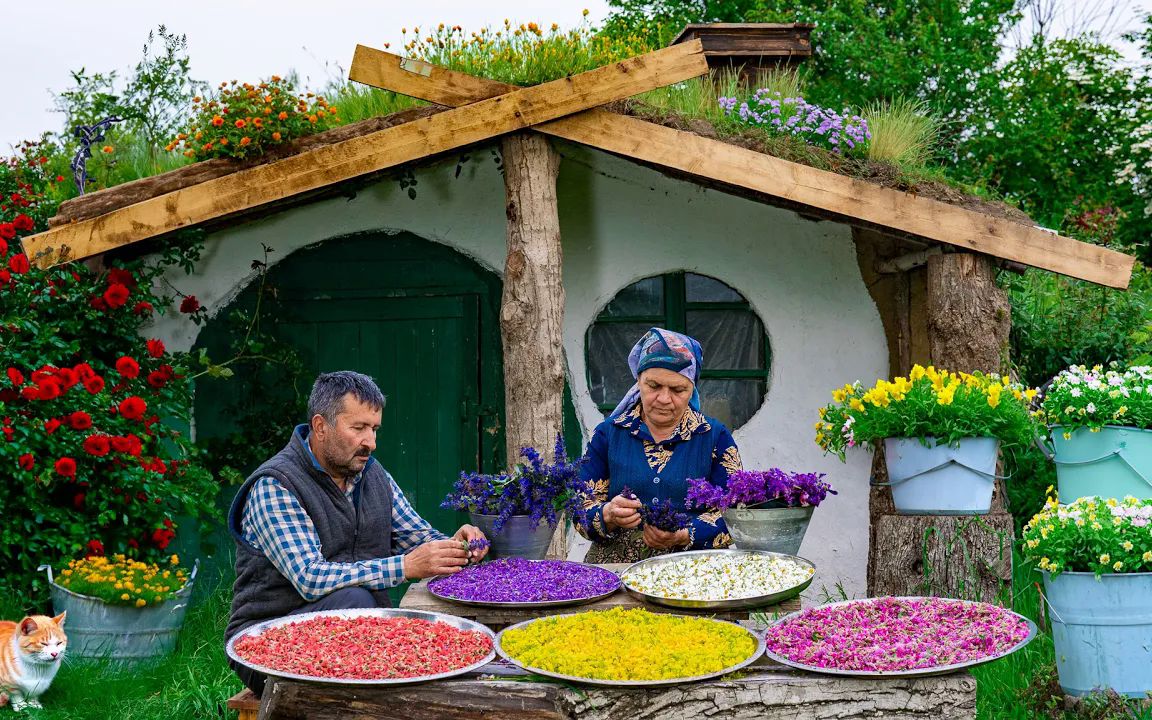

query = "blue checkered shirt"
241;427;448;601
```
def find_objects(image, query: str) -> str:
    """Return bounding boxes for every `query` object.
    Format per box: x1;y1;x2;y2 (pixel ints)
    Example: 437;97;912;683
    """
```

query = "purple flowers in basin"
687;469;836;511
428;558;620;603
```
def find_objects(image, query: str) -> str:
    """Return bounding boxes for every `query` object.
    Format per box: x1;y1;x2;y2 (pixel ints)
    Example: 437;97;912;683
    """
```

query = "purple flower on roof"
719;91;870;158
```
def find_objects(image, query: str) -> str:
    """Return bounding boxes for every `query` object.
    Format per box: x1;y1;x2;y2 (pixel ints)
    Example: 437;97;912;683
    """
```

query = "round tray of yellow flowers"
494;607;764;686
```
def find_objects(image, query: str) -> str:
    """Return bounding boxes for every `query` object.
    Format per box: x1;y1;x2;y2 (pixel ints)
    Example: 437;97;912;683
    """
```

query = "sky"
1;1;1148;151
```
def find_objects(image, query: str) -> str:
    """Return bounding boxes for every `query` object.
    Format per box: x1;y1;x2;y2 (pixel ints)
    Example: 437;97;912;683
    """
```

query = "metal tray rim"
761;596;1039;677
620;549;817;611
494;610;765;687
426;560;622;608
225;607;497;686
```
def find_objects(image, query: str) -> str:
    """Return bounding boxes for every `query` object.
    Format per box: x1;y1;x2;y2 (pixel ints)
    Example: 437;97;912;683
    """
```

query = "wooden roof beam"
349;46;1134;289
21;40;708;268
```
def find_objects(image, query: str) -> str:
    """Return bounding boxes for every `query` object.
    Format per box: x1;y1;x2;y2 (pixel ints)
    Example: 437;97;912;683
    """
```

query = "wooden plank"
399;564;798;628
22;40;708;268
349;48;1135;289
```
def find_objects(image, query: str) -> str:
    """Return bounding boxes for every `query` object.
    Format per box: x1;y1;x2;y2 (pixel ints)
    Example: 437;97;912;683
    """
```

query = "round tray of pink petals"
762;596;1036;677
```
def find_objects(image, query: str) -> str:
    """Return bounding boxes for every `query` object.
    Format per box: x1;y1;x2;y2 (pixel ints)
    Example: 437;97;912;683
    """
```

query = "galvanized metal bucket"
722;505;814;555
1042;570;1152;697
39;561;197;662
468;514;556;559
880;437;999;515
1047;425;1152;504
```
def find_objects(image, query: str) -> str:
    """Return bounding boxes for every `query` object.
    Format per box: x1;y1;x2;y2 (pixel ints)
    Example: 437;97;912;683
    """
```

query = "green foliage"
0;149;218;603
1023;495;1152;576
55;554;189;606
322;83;423;125
863;97;941;170
600;0;760;45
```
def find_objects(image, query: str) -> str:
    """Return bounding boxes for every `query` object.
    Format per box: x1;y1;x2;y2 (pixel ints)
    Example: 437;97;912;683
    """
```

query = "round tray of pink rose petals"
226;608;496;685
762;596;1036;677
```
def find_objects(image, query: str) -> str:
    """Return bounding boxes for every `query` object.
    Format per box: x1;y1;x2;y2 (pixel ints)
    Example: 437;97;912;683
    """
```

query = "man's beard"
325;448;370;477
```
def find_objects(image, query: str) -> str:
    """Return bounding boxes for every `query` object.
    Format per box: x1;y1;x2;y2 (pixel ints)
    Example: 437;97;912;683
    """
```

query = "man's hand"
602;493;643;531
642;524;690;550
452;524;490;563
402;539;469;580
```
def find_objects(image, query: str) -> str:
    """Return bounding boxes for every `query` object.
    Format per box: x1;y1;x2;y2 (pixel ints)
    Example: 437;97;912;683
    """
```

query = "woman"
575;327;742;563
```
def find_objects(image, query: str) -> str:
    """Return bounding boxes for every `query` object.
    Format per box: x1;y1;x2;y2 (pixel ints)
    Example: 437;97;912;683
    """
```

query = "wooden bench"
226;688;258;720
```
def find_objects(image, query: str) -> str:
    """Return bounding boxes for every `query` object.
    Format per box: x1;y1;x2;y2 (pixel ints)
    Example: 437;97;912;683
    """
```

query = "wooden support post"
866;251;1014;602
499;133;569;558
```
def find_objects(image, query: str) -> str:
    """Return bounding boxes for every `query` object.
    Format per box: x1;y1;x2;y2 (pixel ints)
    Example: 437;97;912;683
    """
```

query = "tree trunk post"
499;133;569;559
867;252;1015;602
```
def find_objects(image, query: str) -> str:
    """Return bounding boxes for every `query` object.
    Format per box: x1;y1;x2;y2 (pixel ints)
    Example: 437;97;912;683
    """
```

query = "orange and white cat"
0;613;67;712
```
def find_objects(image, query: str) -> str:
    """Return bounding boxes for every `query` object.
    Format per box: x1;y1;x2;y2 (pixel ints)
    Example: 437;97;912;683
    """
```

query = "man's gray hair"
308;371;386;424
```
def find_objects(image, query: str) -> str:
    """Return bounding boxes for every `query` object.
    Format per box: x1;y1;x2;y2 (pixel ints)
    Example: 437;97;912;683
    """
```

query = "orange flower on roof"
271;132;281;141
211;115;224;127
278;111;288;120
102;145;114;153
239;137;251;146
234;119;246;129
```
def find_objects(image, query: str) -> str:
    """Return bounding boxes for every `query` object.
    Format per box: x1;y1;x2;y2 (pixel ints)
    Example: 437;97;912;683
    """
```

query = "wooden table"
256;657;977;719
398;563;802;628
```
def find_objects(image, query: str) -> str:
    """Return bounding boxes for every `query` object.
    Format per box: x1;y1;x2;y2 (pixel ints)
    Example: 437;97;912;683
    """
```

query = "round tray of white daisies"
620;549;816;611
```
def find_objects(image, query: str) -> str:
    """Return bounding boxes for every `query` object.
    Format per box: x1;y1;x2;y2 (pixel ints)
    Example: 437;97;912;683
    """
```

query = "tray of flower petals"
763;596;1036;677
427;558;620;608
495;606;764;687
621;549;816;610
226;608;495;685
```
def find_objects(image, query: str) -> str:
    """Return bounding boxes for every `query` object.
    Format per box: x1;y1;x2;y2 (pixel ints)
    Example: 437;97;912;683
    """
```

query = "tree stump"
866;252;1015;602
499;133;568;558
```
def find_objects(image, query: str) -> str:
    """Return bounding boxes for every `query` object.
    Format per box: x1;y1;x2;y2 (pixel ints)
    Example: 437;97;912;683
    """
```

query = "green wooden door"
281;295;478;531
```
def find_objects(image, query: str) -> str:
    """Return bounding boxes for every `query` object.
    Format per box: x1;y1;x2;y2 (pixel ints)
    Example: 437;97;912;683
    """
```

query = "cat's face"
18;613;67;664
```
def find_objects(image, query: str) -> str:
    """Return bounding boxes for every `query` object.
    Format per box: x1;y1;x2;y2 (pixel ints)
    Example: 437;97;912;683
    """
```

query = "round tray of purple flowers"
427;558;621;609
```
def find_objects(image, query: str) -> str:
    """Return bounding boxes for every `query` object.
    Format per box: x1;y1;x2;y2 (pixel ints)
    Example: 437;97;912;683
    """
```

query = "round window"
585;272;770;430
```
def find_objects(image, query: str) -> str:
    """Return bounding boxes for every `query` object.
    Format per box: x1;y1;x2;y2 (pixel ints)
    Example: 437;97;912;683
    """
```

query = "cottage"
23;39;1133;602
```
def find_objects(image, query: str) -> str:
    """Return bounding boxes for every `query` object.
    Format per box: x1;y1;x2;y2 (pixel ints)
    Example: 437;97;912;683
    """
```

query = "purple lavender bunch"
686;470;836;511
467;538;490;552
640;498;690;532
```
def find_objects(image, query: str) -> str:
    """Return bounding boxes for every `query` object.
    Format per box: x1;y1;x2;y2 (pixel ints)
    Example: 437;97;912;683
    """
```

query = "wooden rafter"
349;45;1135;290
21;40;708;269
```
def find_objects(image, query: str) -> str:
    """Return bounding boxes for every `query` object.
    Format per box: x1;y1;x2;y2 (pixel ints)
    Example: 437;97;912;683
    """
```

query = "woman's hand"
602;494;643;531
642;524;690;550
452;524;489;563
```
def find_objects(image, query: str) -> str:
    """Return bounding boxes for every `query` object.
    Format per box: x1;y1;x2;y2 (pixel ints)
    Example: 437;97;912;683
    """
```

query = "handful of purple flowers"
686;469;835;512
619;486;690;532
441;435;585;533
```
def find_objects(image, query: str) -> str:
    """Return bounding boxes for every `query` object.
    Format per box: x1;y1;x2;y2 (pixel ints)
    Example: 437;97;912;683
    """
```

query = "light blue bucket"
880;437;999;515
1042;570;1152;697
1048;425;1152;504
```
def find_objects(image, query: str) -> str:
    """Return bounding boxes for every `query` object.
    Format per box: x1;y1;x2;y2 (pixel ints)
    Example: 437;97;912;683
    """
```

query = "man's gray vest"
225;428;393;640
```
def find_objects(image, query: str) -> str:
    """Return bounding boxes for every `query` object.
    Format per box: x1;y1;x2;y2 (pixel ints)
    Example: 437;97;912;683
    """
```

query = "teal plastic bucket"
881;437;998;515
1050;426;1152;504
1042;570;1152;697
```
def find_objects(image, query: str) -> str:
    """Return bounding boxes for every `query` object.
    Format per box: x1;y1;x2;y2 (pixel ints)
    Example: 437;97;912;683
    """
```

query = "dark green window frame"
585;272;771;426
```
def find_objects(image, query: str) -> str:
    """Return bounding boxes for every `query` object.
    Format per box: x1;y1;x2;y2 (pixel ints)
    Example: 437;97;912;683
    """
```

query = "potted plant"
441;435;583;559
1039;364;1152;503
686;469;835;555
1022;494;1152;697
39;553;196;661
815;364;1037;514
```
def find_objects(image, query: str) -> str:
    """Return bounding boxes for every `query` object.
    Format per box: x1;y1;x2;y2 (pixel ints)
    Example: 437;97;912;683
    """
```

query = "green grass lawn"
4;556;1148;719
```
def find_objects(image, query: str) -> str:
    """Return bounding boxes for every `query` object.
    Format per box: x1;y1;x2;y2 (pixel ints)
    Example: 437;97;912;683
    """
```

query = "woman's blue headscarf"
609;327;704;418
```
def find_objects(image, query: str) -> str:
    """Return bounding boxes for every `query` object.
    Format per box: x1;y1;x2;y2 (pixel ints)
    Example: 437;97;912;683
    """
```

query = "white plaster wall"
149;144;887;599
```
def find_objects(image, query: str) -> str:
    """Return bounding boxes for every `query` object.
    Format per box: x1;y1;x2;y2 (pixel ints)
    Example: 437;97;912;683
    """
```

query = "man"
225;370;488;695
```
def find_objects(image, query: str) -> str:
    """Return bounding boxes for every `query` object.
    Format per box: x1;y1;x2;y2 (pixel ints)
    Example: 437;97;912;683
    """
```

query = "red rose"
2;427;12;442
106;268;136;289
0;269;10;286
37;380;61;400
89;296;107;311
0;224;13;240
12;214;33;232
125;434;143;457
179;295;201;313
44;418;61;434
0;239;7;257
103;283;129;309
146;370;168;389
31;367;55;384
55;367;78;388
115;356;140;379
85;539;105;557
127;538;139;549
132;301;154;316
68;411;92;430
146;339;165;358
54;457;77;477
8;254;29;274
20;387;39;401
83;375;105;394
151;527;175;550
17;453;34;470
73;363;95;380
73;493;86;508
6;368;23;386
82;434;111;457
118;396;147;420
